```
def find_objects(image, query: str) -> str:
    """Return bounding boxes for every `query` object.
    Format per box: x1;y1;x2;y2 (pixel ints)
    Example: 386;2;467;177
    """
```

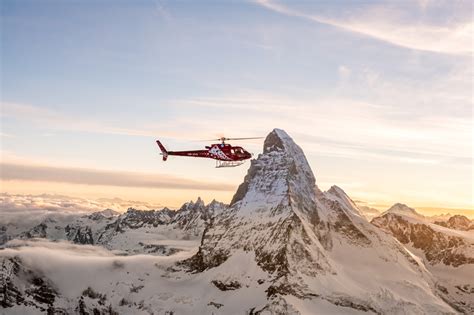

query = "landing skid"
215;160;245;168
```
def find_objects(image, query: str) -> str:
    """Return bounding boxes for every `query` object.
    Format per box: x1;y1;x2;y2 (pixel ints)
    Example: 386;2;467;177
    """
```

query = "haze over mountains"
1;129;473;314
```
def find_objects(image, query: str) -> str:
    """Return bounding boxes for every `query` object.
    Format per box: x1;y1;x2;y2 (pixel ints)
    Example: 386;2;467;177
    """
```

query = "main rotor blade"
192;139;222;142
193;136;264;142
224;137;264;141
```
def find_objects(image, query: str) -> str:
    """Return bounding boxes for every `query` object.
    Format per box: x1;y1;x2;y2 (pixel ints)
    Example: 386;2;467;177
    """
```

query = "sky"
1;0;473;215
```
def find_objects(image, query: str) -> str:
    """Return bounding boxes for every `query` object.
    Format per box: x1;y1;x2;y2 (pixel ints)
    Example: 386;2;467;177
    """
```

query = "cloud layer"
0;192;168;226
0;239;191;299
0;192;163;214
1;162;235;191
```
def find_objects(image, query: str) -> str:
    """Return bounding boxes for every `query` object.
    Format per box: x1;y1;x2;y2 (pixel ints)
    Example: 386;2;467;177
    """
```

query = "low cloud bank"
0;239;192;298
0;193;163;226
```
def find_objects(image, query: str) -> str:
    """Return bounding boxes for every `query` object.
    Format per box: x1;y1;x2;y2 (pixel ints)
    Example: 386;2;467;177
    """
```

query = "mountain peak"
231;129;315;211
189;129;332;271
327;185;345;196
98;209;120;217
263;128;289;153
87;208;120;221
388;203;414;212
195;197;204;206
382;203;424;219
325;185;362;216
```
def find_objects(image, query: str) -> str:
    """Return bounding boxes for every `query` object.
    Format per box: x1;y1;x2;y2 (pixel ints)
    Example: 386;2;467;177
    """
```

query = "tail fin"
156;140;169;161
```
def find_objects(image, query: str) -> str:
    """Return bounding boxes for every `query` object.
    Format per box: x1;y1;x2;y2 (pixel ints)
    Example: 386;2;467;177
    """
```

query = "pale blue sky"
1;0;472;211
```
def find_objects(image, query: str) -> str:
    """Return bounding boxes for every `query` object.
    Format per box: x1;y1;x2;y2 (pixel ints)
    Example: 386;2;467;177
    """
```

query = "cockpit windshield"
233;147;244;155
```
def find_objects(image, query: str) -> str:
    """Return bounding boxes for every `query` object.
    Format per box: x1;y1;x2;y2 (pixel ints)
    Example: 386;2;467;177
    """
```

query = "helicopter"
156;137;262;168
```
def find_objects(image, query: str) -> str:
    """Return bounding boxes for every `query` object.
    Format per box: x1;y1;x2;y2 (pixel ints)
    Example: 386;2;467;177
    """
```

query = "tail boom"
156;140;210;161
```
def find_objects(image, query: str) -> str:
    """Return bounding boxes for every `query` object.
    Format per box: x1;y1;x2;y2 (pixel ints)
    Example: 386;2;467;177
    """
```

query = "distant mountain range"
1;129;472;314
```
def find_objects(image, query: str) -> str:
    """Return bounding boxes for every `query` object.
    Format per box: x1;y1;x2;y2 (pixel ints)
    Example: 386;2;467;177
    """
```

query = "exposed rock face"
0;257;59;312
65;225;94;245
372;213;474;267
0;225;9;245
371;209;474;313
434;215;473;231
21;223;48;239
0;256;121;314
0;257;24;308
4;210;119;247
172;198;226;236
117;207;175;229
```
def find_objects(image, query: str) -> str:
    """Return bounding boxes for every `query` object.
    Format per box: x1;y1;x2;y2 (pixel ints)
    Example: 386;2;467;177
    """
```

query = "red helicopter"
156;137;262;168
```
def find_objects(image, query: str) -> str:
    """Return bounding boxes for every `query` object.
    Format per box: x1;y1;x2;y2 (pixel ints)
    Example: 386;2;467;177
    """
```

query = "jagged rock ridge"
1;198;226;256
434;215;473;231
372;212;474;267
372;205;474;312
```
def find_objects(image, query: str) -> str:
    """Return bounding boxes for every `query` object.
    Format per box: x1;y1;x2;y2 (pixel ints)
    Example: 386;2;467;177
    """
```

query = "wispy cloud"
171;91;472;164
0;102;191;139
1;162;235;191
255;0;472;55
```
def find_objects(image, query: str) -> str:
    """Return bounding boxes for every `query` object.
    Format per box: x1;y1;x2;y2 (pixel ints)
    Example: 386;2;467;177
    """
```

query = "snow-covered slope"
372;208;474;312
380;203;426;220
97;198;226;255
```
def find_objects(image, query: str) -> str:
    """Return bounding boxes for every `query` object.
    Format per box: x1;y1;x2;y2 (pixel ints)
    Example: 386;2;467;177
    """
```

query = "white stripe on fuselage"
209;145;232;160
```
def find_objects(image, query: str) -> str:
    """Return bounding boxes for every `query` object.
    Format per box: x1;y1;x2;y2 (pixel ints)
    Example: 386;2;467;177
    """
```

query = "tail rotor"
156;140;169;161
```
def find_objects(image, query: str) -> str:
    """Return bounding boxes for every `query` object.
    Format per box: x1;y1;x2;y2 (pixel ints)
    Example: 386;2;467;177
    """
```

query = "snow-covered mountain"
380;203;426;220
0;209;121;247
1;129;472;314
97;198;226;255
178;129;463;313
434;215;473;231
1;198;226;256
372;207;474;312
430;213;454;222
